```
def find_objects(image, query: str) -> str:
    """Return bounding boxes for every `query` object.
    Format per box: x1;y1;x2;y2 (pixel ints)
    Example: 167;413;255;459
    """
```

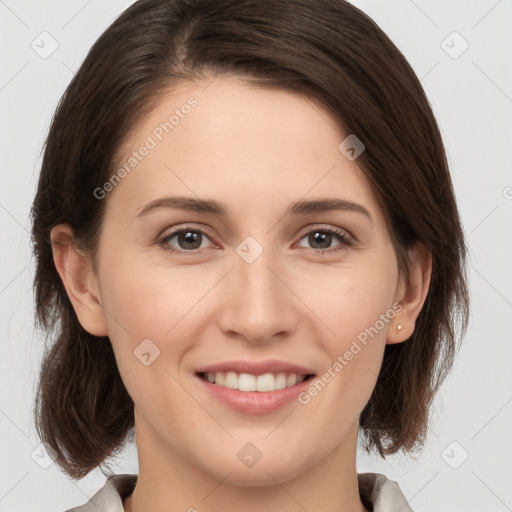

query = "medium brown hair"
31;0;469;480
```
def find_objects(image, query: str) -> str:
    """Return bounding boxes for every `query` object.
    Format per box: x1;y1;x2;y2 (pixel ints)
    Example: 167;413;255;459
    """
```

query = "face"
90;76;404;485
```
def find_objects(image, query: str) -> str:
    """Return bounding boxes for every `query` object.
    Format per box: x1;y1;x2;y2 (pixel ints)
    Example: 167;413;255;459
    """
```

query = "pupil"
180;231;201;250
310;231;331;249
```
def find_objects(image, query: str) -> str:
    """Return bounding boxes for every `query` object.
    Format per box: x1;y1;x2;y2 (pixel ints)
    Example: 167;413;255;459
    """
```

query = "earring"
397;324;403;332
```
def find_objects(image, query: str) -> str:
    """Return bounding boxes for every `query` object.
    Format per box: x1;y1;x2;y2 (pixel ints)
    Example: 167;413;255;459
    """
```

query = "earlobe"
50;224;108;337
388;242;432;344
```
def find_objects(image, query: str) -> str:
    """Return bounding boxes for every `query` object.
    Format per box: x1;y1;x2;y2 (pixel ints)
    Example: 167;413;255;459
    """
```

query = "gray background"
1;1;511;510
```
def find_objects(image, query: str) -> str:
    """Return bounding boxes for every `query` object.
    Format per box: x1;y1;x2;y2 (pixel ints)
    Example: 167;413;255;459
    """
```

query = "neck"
124;415;368;512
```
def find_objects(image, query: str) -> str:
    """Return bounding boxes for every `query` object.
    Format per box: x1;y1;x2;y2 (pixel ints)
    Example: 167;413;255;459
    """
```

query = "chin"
200;450;312;487
224;466;301;487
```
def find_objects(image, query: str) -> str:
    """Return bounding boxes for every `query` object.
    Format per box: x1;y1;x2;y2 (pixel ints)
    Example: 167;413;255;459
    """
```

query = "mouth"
196;371;316;392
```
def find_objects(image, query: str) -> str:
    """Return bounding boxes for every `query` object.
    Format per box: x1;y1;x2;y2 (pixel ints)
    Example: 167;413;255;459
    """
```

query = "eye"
159;226;215;255
296;226;353;254
158;225;354;256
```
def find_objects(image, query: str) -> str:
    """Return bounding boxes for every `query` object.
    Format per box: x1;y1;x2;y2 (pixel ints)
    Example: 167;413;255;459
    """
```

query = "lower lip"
195;374;315;414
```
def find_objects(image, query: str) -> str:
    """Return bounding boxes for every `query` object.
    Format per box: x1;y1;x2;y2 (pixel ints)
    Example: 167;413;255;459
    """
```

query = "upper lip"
195;359;315;376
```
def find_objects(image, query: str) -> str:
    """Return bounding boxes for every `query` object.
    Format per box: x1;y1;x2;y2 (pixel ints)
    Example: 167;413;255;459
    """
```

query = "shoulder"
61;474;138;512
357;472;414;512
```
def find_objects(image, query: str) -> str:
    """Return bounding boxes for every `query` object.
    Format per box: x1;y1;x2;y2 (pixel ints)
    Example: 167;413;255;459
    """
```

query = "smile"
197;371;313;392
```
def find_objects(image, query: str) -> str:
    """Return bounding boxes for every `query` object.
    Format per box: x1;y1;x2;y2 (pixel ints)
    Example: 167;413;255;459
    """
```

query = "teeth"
286;374;297;387
239;373;256;391
201;372;308;392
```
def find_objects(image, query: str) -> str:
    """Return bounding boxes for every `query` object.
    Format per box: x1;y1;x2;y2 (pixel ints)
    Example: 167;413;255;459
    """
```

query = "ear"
50;224;108;337
387;242;432;344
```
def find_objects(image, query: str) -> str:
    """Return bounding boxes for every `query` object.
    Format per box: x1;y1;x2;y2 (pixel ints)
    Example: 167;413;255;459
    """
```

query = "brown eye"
296;227;353;254
159;227;214;254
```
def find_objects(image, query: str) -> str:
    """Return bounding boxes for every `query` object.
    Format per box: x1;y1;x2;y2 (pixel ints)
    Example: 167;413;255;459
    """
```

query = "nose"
215;247;299;345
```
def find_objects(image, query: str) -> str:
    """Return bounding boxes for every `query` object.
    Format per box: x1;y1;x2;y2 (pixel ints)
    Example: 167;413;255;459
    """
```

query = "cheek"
97;254;196;363
296;252;398;416
100;235;206;320
97;257;206;421
303;255;398;349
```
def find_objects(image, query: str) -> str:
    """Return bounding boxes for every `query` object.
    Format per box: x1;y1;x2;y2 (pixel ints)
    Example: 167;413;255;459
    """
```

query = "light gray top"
63;472;414;512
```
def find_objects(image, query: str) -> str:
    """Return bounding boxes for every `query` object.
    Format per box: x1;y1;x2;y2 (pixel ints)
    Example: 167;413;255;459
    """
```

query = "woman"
31;0;469;510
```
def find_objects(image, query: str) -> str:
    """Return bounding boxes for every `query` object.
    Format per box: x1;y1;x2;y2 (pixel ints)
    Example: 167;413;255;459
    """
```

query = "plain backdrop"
1;1;511;511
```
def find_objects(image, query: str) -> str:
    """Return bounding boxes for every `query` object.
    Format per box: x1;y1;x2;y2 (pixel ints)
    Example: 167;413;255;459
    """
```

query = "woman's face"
91;76;405;484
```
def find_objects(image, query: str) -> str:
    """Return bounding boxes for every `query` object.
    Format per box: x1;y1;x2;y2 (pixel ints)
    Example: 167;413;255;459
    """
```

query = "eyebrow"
136;196;373;223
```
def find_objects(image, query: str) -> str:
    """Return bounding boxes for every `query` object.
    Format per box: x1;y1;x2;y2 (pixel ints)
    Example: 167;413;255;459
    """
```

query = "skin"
51;76;431;512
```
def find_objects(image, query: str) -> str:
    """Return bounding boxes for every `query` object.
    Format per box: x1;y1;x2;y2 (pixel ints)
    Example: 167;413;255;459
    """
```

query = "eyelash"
158;225;354;256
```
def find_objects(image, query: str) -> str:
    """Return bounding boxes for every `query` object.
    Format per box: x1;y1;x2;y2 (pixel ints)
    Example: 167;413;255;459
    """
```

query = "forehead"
107;76;384;226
